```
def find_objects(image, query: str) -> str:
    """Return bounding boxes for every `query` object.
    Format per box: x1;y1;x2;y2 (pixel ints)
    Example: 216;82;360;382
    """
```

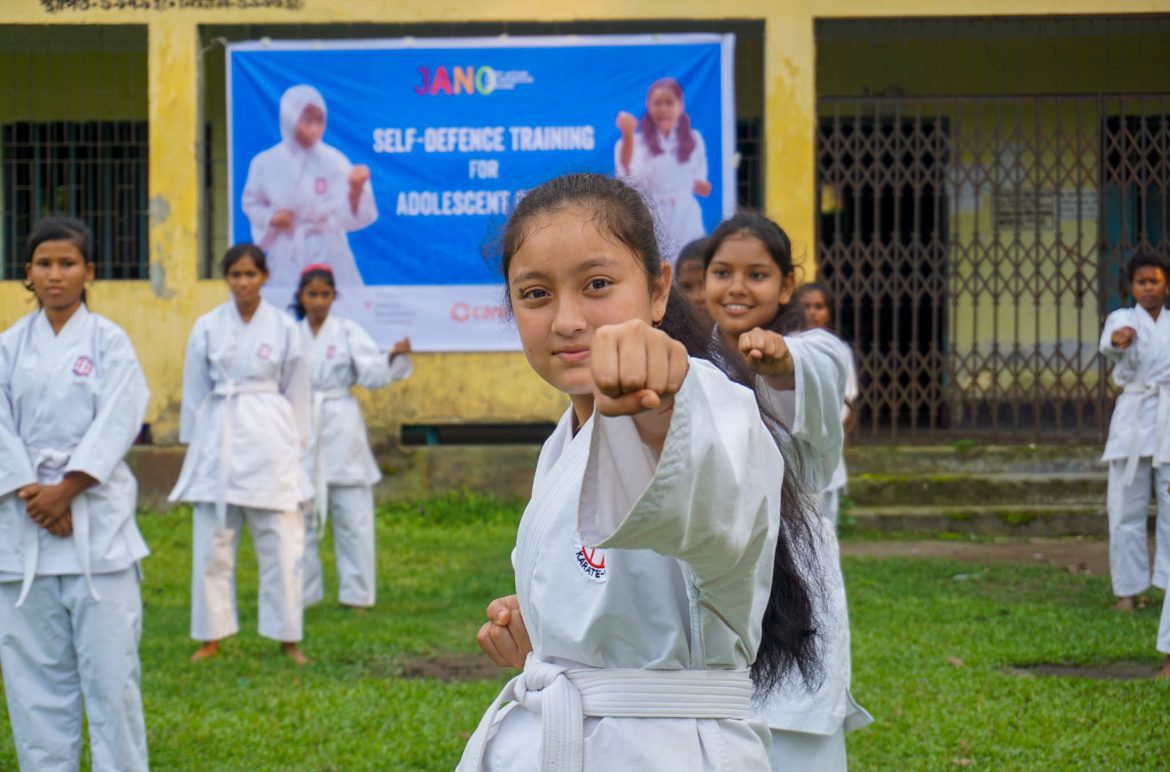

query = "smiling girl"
703;212;871;771
0;216;150;770
615;77;710;262
459;174;822;771
169;244;311;665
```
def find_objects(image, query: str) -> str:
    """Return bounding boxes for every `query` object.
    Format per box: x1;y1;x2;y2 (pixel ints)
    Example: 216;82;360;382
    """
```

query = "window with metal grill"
2;121;149;280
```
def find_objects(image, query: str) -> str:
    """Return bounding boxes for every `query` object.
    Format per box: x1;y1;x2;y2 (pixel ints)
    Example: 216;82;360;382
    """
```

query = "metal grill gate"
816;94;1170;442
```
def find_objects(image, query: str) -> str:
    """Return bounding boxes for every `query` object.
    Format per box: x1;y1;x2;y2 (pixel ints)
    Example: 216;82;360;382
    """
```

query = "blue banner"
228;34;735;350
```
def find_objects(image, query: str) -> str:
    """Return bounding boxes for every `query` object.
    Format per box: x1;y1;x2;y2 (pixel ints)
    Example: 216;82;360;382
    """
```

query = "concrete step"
847;472;1106;508
127;444;542;512
845;504;1144;537
844;444;1104;476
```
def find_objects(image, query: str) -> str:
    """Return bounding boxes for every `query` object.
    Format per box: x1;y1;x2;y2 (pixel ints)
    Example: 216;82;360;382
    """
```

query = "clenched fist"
590;319;689;417
739;327;795;386
1112;326;1137;350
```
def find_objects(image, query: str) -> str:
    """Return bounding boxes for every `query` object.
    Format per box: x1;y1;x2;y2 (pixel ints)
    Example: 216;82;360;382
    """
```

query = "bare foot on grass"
191;641;220;662
342;604;370;614
1112;596;1136;612
1160;656;1170;679
282;642;311;666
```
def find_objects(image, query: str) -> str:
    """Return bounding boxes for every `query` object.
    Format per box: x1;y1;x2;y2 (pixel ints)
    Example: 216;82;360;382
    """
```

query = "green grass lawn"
0;495;1167;770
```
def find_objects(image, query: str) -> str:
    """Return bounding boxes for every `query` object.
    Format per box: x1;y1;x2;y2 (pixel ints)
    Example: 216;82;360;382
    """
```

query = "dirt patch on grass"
400;653;505;682
841;538;1112;576
1005;662;1160;681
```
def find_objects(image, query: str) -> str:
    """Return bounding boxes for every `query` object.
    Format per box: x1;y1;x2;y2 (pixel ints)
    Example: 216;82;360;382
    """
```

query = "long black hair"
290;265;337;320
500;173;822;692
25;216;94;306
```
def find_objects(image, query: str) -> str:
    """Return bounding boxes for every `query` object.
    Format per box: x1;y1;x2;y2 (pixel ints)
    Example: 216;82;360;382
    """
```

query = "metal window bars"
0;25;148;281
816;94;1170;442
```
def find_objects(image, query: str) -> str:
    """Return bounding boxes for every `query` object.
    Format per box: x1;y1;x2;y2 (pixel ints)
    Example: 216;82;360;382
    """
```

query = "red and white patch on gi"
325;344;338;359
315;177;328;195
256;343;273;360
72;355;94;377
574;545;607;583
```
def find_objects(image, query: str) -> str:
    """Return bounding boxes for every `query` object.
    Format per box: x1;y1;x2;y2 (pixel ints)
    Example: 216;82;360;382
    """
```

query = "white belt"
1121;382;1170;485
460;655;756;772
212;380;280;530
15;448;98;608
311;387;351;535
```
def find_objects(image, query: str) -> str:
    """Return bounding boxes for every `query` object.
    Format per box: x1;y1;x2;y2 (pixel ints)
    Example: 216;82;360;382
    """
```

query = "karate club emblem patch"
256;343;273;360
326;344;338;359
72;355;94;377
315;177;328;195
575;545;607;583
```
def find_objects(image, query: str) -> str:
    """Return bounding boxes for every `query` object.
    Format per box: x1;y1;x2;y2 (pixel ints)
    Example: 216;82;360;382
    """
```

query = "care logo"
256;343;273;360
574;545;607;583
414;65;534;96
71;355;94;377
450;301;507;323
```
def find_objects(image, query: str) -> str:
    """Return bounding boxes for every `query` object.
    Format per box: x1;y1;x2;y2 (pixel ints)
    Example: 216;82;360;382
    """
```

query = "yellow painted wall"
0;1;1166;441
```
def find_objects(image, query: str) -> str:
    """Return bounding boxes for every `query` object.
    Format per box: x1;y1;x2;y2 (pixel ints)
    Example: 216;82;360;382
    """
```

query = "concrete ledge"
848;472;1106;508
847;504;1146;537
845;444;1105;476
127;444;541;512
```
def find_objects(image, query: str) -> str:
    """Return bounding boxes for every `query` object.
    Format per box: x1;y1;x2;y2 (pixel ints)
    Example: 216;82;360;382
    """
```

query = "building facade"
0;1;1165;445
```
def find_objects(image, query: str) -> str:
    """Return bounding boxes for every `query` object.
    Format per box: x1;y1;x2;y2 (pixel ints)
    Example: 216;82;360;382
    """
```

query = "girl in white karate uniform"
0;217;150;771
798;282;859;527
169;244;312;665
242;84;377;289
703;212;871;771
1099;252;1170;616
615;77;711;263
461;174;826;771
291;264;411;609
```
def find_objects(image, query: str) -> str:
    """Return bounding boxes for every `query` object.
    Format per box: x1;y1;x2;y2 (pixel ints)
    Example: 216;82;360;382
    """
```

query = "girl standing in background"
292;264;411;609
169;244;311;665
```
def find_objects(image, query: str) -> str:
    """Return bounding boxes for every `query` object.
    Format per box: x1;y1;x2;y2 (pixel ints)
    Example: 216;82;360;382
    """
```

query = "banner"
228;34;736;350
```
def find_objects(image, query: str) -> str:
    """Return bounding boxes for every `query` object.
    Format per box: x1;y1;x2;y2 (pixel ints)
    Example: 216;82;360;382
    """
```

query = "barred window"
2;121;148;279
0;25;148;281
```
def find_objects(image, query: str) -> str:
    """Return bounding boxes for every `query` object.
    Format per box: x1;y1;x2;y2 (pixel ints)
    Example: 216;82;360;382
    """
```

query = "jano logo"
415;65;496;96
414;65;533;96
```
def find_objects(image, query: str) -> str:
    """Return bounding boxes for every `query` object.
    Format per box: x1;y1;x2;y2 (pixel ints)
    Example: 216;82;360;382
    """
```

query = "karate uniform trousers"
298;315;411;608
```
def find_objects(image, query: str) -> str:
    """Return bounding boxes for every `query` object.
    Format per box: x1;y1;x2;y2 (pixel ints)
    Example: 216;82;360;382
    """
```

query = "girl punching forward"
242;84;377;289
169;244;312;665
797;282;859;527
615;78;710;263
0;217;151;771
459;173;823;771
1100;252;1170;619
291;264;411;610
703;213;871;771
